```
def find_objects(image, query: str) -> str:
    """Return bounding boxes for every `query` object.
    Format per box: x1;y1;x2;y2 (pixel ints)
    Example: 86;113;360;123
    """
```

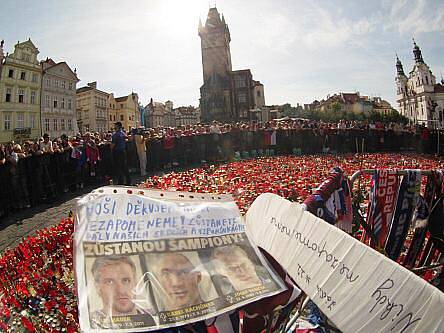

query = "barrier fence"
0;128;441;218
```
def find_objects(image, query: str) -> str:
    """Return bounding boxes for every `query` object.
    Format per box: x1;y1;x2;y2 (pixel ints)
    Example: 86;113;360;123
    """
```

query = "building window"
32;73;38;83
4;114;11;130
30;91;36;104
18;89;25;103
45;118;50;131
17;113;24;128
234;76;246;88
53;98;58;108
69;82;73;90
25;54;30;62
8;69;14;78
20;71;26;80
61;119;65;130
53;118;58;131
46;78;51;86
61;98;65;109
62;81;66;89
45;95;50;107
30;114;36;129
238;92;247;103
68;99;72;110
257;90;261;97
5;88;12;102
55;79;59;87
109;115;113;121
120;115;124;121
68;119;73;131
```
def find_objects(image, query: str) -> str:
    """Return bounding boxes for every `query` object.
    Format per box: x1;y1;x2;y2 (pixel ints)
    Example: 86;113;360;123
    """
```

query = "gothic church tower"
199;7;234;122
199;8;232;82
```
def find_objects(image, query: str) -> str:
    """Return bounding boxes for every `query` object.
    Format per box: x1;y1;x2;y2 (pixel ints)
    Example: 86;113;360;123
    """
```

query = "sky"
1;0;443;109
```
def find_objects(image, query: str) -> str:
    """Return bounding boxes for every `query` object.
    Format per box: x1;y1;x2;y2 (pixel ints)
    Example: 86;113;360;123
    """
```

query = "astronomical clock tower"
198;7;234;122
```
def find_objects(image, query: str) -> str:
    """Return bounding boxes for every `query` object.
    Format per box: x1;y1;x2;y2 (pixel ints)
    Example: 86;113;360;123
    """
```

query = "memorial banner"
246;193;444;333
74;187;285;332
367;169;399;248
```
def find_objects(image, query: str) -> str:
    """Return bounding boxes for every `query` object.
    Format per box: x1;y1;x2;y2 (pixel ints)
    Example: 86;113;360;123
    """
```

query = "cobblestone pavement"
0;174;149;254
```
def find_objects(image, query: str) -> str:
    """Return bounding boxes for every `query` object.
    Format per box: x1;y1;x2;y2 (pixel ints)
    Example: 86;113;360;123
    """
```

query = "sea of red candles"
0;153;442;332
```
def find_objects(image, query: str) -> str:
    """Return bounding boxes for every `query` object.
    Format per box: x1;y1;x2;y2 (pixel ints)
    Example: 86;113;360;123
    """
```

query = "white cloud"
386;0;444;35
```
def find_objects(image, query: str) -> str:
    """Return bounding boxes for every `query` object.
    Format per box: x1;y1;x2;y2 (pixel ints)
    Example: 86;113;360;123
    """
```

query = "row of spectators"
0;119;439;218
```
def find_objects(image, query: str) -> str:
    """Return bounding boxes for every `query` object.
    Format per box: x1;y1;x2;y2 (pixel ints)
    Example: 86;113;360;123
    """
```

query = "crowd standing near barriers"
0;118;441;219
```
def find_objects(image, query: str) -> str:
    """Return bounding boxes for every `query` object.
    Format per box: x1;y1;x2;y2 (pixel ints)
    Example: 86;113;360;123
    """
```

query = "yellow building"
76;82;109;133
115;93;139;131
107;93;117;131
0;39;42;142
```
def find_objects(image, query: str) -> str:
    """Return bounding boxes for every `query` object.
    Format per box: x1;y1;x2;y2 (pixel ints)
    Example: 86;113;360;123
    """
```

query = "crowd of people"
0;118;439;218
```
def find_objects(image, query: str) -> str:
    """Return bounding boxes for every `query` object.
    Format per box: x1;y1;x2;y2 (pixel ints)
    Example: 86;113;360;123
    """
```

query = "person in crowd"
110;122;131;185
39;133;53;153
84;132;100;177
153;253;204;311
162;128;175;169
133;127;147;176
90;256;155;328
8;144;30;209
0;144;10;217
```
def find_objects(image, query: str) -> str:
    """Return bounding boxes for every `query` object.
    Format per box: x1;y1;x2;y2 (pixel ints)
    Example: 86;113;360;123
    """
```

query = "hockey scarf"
403;171;443;267
385;170;421;261
335;177;353;233
366;170;399;249
302;167;353;231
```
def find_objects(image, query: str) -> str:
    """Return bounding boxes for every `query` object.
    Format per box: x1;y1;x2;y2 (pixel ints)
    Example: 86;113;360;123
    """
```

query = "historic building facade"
198;7;265;123
144;99;200;128
145;99;166;128
0;39;41;142
114;92;139;131
395;40;444;128
41;58;79;137
76;82;109;133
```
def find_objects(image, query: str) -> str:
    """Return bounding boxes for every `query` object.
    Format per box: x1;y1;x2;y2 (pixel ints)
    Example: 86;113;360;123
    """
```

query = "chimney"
87;81;97;89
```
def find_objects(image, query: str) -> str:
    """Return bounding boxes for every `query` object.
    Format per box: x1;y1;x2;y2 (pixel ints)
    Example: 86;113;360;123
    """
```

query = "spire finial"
396;52;405;76
0;40;4;48
412;38;424;64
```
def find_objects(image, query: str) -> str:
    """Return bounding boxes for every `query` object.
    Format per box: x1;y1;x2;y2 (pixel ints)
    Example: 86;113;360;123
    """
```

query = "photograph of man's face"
212;245;263;292
154;253;202;311
92;256;137;315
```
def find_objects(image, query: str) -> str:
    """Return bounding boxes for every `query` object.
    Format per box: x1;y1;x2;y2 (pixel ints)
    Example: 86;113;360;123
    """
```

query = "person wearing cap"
110;122;131;185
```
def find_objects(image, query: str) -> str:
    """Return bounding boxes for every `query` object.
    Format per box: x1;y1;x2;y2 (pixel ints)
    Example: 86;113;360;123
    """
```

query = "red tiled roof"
341;93;360;104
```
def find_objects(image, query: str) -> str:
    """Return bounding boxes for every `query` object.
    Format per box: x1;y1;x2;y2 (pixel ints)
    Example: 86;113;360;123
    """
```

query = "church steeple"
0;40;4;59
198;18;203;32
199;7;232;82
0;40;5;76
396;54;405;76
413;38;424;64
